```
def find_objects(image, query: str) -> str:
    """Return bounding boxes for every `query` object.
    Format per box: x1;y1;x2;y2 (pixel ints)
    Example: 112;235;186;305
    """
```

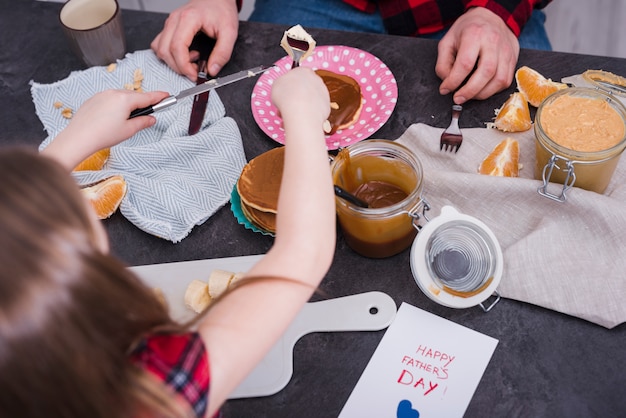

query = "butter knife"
129;65;272;119
188;33;216;135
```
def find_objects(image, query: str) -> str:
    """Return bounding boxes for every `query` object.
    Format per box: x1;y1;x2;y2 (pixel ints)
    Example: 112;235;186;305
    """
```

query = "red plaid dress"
130;332;211;418
342;0;551;37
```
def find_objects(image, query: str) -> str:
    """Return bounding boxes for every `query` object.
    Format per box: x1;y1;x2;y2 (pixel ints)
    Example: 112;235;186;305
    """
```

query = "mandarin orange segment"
478;138;520;177
80;175;127;219
493;92;532;132
74;148;110;171
515;66;568;107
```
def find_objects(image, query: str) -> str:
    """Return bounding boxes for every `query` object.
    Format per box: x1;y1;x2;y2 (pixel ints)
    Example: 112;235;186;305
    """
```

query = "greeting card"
339;303;498;418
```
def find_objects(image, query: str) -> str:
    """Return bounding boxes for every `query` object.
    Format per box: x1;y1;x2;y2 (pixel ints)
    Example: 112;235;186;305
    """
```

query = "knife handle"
129;95;177;119
188;64;210;135
129;105;154;119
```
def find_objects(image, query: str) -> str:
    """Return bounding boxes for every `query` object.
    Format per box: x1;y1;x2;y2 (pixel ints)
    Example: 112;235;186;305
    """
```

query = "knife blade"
188;33;216;135
129;65;273;119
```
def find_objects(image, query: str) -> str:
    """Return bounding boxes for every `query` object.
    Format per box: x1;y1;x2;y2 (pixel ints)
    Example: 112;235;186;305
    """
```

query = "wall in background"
39;0;626;59
543;0;626;59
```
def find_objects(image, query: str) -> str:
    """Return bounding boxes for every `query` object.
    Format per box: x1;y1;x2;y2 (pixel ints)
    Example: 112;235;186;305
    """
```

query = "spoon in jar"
334;185;369;208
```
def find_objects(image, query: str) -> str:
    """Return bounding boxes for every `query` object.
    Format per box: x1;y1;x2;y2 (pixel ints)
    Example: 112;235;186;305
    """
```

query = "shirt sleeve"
464;0;552;37
342;0;376;13
130;332;210;418
343;0;551;37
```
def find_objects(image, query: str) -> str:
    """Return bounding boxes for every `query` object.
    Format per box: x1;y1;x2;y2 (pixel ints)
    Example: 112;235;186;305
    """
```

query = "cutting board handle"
230;291;397;399
285;291;397;342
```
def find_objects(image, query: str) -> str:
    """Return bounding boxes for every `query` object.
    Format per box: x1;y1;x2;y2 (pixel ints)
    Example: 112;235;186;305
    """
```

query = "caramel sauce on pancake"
316;69;362;134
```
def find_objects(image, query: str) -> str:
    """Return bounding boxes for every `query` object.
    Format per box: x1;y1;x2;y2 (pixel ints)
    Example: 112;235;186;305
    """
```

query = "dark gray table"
2;2;625;417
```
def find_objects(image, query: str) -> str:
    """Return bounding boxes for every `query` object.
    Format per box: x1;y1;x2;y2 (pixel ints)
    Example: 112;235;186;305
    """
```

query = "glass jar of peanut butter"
534;87;626;201
330;140;429;258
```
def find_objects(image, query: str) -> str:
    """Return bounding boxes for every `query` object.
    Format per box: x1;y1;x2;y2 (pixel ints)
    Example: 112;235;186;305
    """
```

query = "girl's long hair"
0;148;191;418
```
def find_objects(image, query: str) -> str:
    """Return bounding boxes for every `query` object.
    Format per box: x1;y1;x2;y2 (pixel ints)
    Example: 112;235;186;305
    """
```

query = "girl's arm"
199;68;335;417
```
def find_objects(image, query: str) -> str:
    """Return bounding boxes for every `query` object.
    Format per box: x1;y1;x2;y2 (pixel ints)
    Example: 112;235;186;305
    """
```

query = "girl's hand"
271;67;330;127
42;89;169;170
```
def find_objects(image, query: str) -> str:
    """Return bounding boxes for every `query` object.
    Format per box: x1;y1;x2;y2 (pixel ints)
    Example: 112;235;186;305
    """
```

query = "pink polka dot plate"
250;45;398;150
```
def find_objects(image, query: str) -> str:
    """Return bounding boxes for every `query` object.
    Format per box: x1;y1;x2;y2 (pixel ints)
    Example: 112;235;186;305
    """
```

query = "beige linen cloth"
395;123;626;329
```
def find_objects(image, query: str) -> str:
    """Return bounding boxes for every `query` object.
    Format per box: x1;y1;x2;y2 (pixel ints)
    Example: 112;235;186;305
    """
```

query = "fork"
440;104;463;153
285;35;310;68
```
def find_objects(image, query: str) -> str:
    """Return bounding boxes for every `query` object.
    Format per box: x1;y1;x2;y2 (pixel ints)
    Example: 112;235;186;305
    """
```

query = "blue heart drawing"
397;399;420;418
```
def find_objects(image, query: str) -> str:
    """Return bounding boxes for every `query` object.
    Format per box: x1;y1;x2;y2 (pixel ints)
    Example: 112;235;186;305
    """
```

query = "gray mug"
60;0;126;67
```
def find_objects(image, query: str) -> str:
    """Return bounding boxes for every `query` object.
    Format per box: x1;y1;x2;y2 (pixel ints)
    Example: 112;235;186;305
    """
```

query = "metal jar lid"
410;206;502;311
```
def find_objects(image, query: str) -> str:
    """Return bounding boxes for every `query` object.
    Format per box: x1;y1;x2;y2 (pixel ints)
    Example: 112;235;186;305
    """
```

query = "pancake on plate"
315;69;363;135
236;146;284;233
240;201;276;233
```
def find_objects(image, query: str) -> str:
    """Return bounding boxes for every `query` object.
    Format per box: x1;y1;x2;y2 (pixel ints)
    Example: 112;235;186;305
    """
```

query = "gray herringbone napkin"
396;123;626;329
31;49;246;242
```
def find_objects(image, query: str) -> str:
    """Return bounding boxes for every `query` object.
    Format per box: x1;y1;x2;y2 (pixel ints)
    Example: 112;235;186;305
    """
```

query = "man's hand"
151;0;239;80
435;7;520;104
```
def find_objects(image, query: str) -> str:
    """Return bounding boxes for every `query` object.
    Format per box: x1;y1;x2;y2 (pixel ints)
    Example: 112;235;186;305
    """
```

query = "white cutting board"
130;255;397;399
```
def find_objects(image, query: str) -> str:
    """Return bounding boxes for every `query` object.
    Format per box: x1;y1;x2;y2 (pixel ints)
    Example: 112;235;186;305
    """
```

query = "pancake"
240;199;277;233
236;146;284;233
316;69;363;134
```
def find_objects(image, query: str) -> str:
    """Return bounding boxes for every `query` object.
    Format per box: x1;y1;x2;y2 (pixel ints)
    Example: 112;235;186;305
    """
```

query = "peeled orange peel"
80;175;127;219
489;66;569;133
492;92;531;133
478;137;520;177
74;148;110;171
516;66;568;107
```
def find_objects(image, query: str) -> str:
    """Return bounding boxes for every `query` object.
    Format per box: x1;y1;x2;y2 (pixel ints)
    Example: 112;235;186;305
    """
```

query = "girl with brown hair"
0;67;334;418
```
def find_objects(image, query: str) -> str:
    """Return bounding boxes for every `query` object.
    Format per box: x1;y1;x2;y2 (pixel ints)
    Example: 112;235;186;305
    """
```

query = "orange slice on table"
73;148;110;171
478;137;520;177
80;175;127;219
515;66;568;107
493;92;532;132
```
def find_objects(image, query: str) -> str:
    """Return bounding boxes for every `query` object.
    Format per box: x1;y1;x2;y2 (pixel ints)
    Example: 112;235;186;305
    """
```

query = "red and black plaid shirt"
131;332;210;418
342;0;552;37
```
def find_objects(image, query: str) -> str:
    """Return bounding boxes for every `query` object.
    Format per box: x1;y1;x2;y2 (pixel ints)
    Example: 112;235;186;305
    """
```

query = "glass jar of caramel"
534;87;626;201
330;140;429;258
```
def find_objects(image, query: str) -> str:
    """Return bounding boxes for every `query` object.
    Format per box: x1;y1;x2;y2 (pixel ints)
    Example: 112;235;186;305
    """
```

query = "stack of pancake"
236;146;284;234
